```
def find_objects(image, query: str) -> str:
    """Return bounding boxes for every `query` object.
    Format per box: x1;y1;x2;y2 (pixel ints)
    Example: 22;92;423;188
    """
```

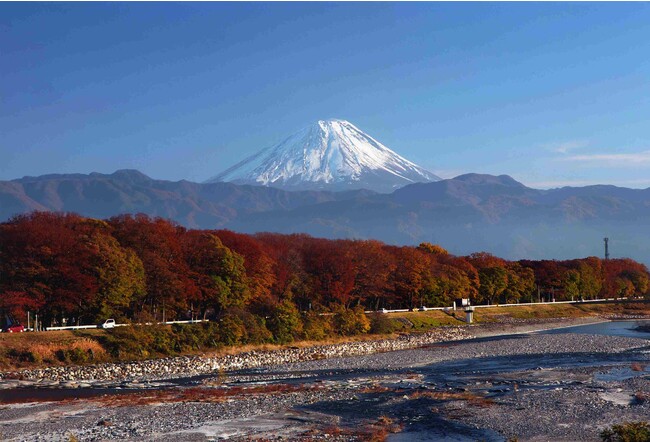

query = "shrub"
217;315;247;346
71;339;107;361
148;326;177;355
55;347;92;364
302;312;334;341
239;312;273;345
98;315;272;360
600;421;650;442
198;321;222;348
369;313;402;334
267;299;303;344
100;325;159;359
333;305;370;336
6;348;40;363
172;323;206;352
217;309;273;346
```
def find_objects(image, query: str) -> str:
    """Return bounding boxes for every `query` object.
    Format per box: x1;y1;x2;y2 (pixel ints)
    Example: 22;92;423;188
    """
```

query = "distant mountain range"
2;169;650;265
0;169;375;229
208;119;440;192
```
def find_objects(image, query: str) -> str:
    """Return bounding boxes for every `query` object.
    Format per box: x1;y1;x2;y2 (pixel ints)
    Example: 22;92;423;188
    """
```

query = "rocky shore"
1;317;610;388
1;326;472;386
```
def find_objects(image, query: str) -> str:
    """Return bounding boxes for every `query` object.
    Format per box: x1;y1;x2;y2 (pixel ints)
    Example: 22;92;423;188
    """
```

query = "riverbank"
2;326;470;387
2;300;648;375
0;318;648;441
0;316;604;389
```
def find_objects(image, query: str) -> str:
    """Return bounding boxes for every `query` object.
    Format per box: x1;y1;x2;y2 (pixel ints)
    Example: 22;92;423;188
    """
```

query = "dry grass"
473;304;588;322
573;300;650;316
473;300;650;323
358;385;394;395
71;338;105;353
0;332;108;369
359;385;494;408
400;310;464;327
407;389;495;407
364;415;403;441
306;416;402;442
631;362;646;372
0;330;79;345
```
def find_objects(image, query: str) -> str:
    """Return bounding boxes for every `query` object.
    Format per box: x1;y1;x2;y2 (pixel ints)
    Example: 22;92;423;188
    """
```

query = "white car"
100;319;116;329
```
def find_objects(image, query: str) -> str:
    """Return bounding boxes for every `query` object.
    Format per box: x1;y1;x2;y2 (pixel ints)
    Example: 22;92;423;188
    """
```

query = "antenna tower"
603;237;610;260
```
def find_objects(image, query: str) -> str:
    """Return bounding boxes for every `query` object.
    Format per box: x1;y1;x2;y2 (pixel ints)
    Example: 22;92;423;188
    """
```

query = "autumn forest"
1;212;648;334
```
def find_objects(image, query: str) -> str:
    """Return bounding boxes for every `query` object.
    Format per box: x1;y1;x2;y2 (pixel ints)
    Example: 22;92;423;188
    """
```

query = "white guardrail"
472;297;630;308
367;297;634;314
44;319;209;331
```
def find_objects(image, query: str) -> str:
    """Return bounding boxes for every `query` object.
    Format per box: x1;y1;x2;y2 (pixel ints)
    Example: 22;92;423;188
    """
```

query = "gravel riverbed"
0;318;648;441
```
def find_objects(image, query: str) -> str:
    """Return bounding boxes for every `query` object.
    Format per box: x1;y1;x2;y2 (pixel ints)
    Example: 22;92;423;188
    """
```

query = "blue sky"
2;3;650;188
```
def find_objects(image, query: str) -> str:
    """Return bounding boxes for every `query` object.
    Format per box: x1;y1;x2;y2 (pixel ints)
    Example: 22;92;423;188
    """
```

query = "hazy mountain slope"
2;170;650;265
228;174;650;263
1;170;375;228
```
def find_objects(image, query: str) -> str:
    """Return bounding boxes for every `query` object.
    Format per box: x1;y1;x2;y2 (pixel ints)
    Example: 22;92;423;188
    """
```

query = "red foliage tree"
0;213;100;325
108;214;192;319
215;230;276;306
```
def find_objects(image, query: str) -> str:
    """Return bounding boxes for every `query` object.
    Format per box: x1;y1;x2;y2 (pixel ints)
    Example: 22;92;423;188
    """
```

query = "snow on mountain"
208;119;440;192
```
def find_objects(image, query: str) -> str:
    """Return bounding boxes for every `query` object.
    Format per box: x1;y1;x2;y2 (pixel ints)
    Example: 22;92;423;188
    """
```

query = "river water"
541;319;650;339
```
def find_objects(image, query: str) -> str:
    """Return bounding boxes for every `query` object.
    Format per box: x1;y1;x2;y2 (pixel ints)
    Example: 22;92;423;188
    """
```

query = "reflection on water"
541;320;650;339
0;387;148;404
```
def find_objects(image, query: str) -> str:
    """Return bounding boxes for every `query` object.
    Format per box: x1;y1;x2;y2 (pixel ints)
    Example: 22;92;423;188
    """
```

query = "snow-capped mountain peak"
208;119;440;192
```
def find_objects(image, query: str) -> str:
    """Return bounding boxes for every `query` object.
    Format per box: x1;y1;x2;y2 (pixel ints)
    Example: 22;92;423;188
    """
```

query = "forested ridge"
1;212;648;341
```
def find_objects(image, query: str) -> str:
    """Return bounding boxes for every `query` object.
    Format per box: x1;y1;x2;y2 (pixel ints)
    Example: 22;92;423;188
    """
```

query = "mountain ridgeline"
2;169;650;265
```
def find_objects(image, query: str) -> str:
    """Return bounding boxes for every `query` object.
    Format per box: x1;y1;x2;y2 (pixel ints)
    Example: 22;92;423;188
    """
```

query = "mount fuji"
208;119;440;192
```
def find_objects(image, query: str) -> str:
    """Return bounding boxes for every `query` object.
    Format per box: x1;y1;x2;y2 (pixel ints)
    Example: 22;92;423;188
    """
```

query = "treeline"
1;213;648;338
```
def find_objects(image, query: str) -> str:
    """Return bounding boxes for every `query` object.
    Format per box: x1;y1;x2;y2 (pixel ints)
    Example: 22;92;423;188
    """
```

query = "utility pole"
604;237;610;260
